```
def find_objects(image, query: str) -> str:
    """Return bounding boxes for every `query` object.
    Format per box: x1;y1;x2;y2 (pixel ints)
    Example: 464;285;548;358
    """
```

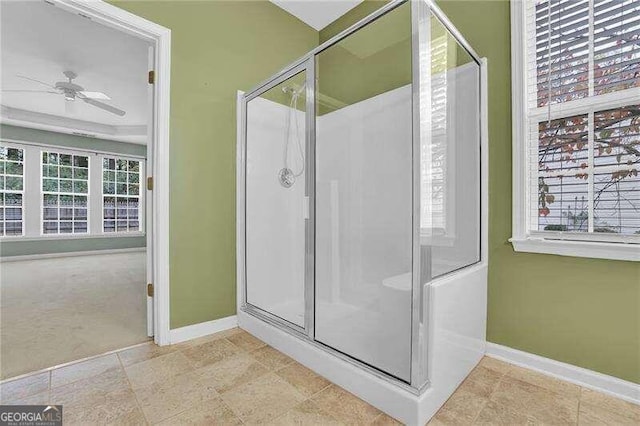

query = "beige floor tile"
477;357;511;375
371;412;404;425
426;415;448;425
2;390;50;405
473;400;537;425
181;338;243;369
62;388;145;426
429;410;467;425
133;371;219;423
6;332;640;426
226;330;267;352
311;384;381;425
275;361;331;397
458;366;504;398
251;345;294;371
125;351;193;390
507;364;581;398
268;400;343;425
196;352;269;393
490;376;578;425
154;396;241;425
0;371;49;403
50;368;130;403
435;388;488;424
221;373;306;424
50;368;143;425
50;354;121;388
580;388;640;422
117;342;178;368
175;328;243;350
578;399;639;425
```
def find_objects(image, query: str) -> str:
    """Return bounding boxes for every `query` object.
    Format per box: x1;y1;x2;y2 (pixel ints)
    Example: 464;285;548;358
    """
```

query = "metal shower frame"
237;0;484;392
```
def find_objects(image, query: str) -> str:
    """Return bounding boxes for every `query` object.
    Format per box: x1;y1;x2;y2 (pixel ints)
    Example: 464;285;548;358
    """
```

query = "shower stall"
236;0;487;423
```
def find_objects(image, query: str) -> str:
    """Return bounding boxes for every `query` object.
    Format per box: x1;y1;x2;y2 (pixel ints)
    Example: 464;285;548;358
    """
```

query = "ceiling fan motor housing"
54;81;84;101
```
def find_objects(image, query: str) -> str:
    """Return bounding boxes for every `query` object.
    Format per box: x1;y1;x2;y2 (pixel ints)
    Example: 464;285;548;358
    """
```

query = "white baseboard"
169;315;238;345
486;342;640;405
0;247;145;262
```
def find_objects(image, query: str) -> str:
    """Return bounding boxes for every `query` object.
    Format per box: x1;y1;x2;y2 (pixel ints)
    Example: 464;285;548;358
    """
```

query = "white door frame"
53;0;171;345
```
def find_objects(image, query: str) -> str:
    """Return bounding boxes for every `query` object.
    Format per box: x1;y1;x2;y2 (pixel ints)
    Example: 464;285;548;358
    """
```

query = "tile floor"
1;327;638;425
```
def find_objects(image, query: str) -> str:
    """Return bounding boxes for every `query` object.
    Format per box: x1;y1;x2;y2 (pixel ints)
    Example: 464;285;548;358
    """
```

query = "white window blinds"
525;0;640;240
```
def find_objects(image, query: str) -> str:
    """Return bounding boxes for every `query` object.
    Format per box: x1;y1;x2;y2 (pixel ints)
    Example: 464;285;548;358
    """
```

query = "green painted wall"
109;0;318;329
321;0;639;384
0;124;146;257
317;1;411;115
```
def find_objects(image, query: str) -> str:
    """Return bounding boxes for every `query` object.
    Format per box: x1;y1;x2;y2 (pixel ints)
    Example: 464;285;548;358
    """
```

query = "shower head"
281;83;305;97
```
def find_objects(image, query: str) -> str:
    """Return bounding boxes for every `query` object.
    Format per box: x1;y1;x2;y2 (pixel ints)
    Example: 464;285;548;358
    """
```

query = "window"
511;0;640;261
102;157;142;233
421;27;459;244
42;151;89;234
424;31;450;236
0;146;24;236
0;141;144;240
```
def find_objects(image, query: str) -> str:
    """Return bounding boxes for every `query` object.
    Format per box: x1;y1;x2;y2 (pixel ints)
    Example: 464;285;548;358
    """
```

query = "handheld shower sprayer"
278;82;306;188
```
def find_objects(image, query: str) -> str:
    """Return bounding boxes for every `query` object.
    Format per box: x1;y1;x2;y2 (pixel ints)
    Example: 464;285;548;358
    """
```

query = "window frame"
100;155;145;235
510;0;640;262
40;147;91;236
0;139;145;241
0;143;26;238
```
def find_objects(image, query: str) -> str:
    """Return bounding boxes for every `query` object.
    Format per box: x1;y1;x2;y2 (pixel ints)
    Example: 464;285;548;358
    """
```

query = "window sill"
0;232;145;243
510;237;639;262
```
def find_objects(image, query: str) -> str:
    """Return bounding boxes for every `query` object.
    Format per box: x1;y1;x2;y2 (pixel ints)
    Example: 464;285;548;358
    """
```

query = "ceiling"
0;0;151;144
270;0;364;30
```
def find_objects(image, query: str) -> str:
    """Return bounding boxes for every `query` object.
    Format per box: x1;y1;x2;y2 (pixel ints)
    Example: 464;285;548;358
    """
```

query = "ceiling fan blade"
82;98;126;116
2;89;58;94
78;91;111;100
16;75;56;89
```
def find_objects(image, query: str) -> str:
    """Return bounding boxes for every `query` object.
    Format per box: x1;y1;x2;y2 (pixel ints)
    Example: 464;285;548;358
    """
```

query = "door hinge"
147;283;154;297
148;70;155;84
147;176;154;191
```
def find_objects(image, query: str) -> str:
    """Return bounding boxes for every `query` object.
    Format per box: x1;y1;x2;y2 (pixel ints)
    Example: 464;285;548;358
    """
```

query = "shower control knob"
279;168;295;188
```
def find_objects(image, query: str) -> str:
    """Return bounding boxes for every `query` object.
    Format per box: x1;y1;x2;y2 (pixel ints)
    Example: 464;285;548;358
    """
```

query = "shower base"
266;301;305;328
238;263;487;425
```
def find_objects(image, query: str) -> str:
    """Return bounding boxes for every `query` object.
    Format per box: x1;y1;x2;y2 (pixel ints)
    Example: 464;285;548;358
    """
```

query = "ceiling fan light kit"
4;70;126;116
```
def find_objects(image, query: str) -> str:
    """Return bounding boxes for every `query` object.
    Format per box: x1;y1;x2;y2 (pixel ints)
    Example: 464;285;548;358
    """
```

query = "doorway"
0;0;170;379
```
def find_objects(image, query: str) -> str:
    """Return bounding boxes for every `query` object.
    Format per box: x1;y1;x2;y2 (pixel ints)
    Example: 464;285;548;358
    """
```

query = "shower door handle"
303;196;310;219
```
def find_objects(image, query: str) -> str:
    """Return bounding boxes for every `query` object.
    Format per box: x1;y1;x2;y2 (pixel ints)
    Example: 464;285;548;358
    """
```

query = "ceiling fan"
2;71;126;116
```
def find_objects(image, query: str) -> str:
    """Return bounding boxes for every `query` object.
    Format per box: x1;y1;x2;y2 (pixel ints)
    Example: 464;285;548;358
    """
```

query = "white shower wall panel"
245;96;306;327
244;64;481;380
315;85;414;381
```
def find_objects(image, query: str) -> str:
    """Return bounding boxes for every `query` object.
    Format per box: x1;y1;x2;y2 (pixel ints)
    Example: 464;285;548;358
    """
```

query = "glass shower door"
314;2;413;382
244;68;308;329
424;13;481;280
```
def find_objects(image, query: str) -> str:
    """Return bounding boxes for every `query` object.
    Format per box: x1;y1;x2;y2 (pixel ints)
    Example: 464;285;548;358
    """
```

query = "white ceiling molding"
1;105;147;144
269;0;364;30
